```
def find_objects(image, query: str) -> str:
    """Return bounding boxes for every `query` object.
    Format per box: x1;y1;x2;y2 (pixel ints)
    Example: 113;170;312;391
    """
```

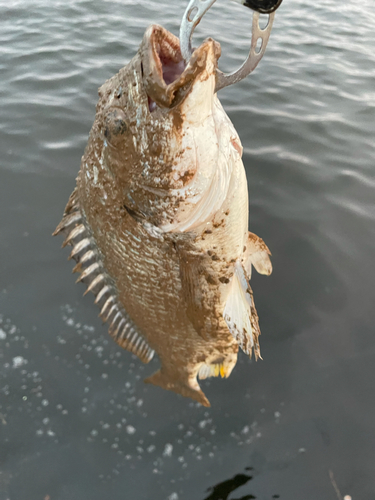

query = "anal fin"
223;261;261;359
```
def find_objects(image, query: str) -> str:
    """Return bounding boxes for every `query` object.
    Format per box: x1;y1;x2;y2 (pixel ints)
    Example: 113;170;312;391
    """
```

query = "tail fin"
145;369;210;407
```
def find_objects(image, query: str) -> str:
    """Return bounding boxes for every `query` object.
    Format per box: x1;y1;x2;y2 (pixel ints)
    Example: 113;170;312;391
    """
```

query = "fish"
54;24;272;407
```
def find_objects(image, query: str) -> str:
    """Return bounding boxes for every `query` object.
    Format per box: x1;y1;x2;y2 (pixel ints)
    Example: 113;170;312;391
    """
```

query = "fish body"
55;25;272;406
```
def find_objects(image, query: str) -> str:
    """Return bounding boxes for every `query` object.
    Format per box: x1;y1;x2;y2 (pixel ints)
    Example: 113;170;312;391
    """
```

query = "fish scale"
54;196;154;364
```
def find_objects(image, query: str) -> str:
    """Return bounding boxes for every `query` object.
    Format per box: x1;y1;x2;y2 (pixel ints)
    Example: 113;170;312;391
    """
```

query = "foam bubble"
12;356;27;368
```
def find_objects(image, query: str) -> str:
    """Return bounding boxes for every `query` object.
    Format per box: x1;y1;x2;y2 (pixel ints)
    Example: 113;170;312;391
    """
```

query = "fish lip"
141;24;220;110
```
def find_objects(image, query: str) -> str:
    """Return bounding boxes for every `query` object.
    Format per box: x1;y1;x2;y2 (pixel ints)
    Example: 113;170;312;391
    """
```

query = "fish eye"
104;108;128;142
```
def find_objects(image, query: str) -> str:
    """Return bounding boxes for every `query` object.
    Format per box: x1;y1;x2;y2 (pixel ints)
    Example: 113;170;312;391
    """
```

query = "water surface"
1;1;375;499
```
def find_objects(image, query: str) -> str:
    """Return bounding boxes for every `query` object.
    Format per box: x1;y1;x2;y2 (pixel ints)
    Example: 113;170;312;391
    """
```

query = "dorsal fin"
54;195;154;364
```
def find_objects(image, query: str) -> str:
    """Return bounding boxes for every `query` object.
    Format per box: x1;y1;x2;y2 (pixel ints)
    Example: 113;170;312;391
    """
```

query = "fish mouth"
141;25;220;111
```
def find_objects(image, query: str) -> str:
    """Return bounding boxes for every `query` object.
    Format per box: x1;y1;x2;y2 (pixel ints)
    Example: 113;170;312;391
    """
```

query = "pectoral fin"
223;261;262;359
243;232;272;278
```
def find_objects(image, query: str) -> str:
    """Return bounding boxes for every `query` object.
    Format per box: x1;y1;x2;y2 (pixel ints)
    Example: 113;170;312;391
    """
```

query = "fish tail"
144;369;211;407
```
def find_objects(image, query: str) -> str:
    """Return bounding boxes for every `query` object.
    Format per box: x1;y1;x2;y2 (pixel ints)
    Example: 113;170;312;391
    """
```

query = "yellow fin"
198;362;232;380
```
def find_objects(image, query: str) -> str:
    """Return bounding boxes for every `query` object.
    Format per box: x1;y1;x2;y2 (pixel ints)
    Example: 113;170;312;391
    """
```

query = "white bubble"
274;411;281;418
168;493;179;500
0;329;6;340
12;356;27;368
163;443;173;457
41;399;49;407
126;425;136;435
42;418;50;425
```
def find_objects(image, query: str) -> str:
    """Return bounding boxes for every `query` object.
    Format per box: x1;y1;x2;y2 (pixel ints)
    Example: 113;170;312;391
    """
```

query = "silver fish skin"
54;25;272;407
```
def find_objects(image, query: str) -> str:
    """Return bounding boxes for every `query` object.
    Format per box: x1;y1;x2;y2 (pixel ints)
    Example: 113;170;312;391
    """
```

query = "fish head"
92;25;226;228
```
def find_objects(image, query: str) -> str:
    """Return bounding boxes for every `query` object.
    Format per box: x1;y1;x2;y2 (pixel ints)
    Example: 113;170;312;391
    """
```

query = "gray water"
1;0;375;498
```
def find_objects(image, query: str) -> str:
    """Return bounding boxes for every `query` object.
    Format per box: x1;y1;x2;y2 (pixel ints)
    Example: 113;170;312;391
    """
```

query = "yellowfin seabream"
54;0;282;406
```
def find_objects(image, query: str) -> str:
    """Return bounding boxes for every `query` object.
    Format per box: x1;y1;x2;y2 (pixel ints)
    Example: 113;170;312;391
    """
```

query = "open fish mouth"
141;25;220;111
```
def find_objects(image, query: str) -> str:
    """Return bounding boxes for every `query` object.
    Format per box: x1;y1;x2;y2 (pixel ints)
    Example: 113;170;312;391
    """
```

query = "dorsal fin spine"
69;238;91;259
95;285;110;304
84;274;105;296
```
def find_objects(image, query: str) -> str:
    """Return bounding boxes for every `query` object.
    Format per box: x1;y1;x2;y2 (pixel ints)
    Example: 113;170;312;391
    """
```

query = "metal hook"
215;10;275;92
180;0;217;64
179;0;279;92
